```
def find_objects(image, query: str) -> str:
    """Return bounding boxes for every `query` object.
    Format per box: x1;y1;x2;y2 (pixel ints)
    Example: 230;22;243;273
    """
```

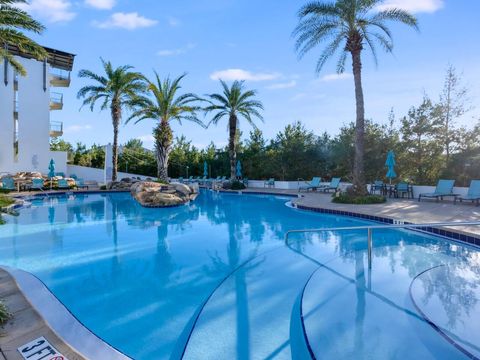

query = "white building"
0;44;75;175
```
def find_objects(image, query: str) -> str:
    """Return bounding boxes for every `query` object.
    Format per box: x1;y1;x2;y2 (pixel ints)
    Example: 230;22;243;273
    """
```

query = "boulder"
131;181;196;208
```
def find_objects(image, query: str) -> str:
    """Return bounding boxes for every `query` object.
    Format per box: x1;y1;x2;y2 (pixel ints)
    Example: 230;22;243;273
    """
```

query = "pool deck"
0;269;84;360
238;188;480;237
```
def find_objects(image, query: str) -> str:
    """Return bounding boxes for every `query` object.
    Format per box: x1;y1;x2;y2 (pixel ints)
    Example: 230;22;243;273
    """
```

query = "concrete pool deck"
0;269;84;360
236;188;480;237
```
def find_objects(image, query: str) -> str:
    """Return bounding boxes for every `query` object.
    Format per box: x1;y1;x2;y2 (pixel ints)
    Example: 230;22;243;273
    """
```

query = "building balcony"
50;70;71;87
50;121;63;137
50;92;64;110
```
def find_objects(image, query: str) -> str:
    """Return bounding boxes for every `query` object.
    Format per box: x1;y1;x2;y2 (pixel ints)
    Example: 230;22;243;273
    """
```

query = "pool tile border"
295;204;480;248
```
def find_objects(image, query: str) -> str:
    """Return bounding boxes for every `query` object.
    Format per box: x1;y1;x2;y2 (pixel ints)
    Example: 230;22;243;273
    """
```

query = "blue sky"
22;0;480;149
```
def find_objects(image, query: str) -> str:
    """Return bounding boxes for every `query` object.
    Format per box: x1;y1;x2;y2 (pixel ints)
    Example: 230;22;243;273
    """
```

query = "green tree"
205;80;264;180
0;0;47;75
128;73;203;181
119;139;156;176
434;65;471;165
77;59;145;181
293;0;418;194
399;97;442;184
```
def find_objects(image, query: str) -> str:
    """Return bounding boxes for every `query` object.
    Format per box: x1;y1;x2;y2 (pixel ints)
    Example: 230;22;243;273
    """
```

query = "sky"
20;0;480;150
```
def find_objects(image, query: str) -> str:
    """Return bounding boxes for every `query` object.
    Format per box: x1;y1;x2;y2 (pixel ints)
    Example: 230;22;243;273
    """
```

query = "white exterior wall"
0;56;62;175
67;165;155;184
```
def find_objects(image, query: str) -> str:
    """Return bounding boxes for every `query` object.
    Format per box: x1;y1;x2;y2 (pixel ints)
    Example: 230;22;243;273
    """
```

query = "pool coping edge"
0;266;132;360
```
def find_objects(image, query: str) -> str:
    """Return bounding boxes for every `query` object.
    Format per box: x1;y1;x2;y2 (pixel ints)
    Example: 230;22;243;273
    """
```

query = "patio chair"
264;178;275;188
30;178;44;191
458;180;480;206
318;177;341;193
299;177;321;192
395;182;413;199
57;179;70;190
1;177;16;191
75;178;89;190
370;180;384;195
418;179;458;203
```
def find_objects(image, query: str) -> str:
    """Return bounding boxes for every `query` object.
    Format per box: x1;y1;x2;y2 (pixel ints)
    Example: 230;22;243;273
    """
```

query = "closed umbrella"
48;159;55;189
236;160;242;179
385;150;397;184
203;161;208;177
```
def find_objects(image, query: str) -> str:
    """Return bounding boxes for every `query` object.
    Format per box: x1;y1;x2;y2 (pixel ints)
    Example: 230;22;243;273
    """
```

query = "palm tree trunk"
351;49;367;195
111;103;121;182
154;119;173;182
229;114;237;180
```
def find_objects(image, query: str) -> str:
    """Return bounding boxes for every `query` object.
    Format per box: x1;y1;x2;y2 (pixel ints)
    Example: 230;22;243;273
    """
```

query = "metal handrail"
285;221;480;269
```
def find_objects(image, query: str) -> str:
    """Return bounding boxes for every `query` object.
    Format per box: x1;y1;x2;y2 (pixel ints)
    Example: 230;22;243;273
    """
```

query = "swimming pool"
0;191;479;359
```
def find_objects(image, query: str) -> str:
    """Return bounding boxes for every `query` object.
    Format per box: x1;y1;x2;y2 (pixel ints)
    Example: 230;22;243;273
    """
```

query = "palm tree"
77;59;145;182
127;73;203;182
293;0;418;195
0;0;47;75
205;80;264;180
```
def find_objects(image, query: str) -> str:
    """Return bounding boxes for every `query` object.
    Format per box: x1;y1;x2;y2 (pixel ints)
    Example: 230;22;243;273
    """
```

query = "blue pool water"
0;191;479;359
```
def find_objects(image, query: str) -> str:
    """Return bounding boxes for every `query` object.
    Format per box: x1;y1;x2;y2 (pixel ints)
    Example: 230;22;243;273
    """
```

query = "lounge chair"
264;178;275;188
299;177;321;192
75;178;89;190
30;178;44;191
318;177;341;193
243;177;249;187
178;177;184;183
458;180;480;206
395;182;413;199
418;179;458;202
370;180;384;195
70;174;78;180
1;177;16;191
57;179;70;190
55;172;65;178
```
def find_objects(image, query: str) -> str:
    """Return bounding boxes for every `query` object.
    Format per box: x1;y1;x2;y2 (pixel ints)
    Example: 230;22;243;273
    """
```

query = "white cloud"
85;0;115;10
64;124;92;133
157;43;195;57
266;80;297;90
94;12;158;30
377;0;444;14
18;0;75;23
138;135;155;143
321;73;353;82
168;16;180;27
210;69;281;82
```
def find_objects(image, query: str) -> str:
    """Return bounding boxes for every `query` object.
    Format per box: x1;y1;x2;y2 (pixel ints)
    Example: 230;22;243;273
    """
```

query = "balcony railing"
50;70;71;87
49;121;63;137
50;92;64;110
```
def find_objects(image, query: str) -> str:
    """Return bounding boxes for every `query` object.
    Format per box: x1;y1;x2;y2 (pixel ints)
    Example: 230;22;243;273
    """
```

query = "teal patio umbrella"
48;159;55;189
203;161;208;177
236;160;242;179
385;150;397;184
48;159;56;178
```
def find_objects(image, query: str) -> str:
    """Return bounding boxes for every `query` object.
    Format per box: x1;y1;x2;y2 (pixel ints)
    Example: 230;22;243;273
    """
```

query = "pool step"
180;247;318;359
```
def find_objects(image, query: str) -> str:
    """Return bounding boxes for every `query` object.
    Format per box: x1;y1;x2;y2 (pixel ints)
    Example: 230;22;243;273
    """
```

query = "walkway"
0;269;84;360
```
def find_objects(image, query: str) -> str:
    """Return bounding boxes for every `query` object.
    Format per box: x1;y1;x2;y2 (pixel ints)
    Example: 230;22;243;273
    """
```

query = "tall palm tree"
293;0;418;195
0;0;47;75
205;80;264;180
77;59;145;181
127;73;203;182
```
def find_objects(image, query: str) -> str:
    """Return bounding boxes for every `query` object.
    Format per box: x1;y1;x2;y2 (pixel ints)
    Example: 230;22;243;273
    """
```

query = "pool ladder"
285;221;480;269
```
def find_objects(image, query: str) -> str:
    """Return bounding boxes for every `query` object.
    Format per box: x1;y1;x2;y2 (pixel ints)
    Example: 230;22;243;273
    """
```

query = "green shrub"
0;300;11;324
100;185;107;190
231;181;246;190
332;194;386;205
0;188;11;194
0;195;14;208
